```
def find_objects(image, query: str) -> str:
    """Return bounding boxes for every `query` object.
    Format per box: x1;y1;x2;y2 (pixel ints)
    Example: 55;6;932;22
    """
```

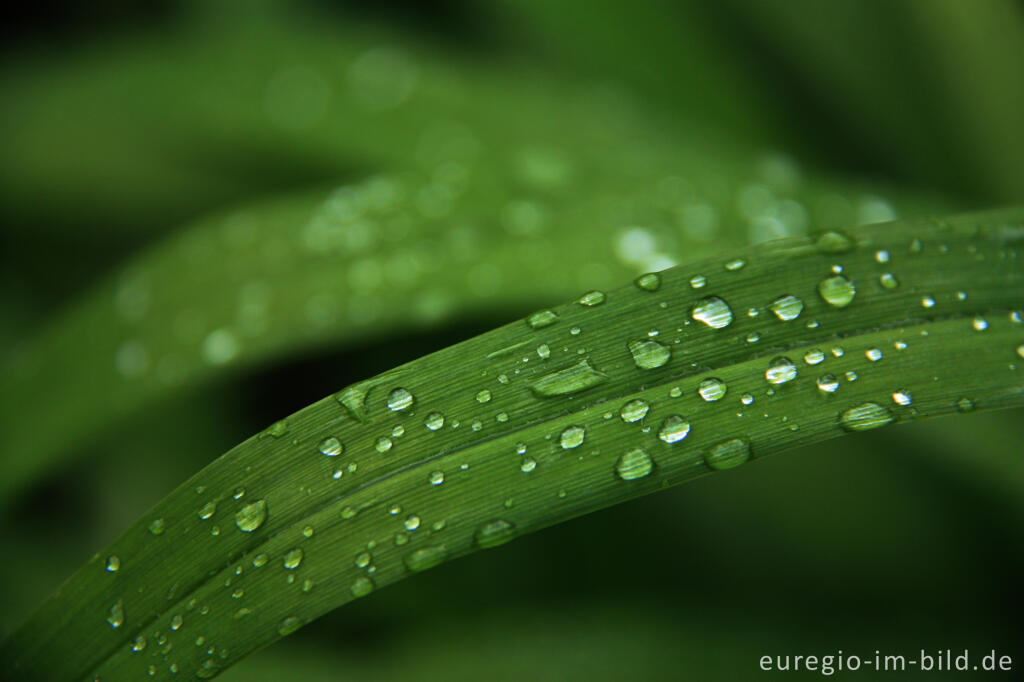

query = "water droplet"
283;548;303;570
892;390;912;406
803;349;825;365
559;425;586;449
765;357;797;385
816;230;854;253
1017;344;1024;359
818;275;856;307
148;518;165;535
620;399;650;423
845;371;858;382
615;448;653;481
957;397;975;412
839;403;895;431
577;290;606;306
375;436;393;453
972;316;988;331
261;420;289;439
198;502;217;520
537;344;551;359
691;296;734;329
526;309;559;329
170;614;183;631
689;274;707;289
476;389;492;403
746;332;760;343
107;599;125;628
387;387;414;412
705;438;751;470
741;393;755;406
403;515;421;531
196;659;220;679
235;500;267;532
392;424;405;438
252;554;268;568
865;348;883;362
831;346;845;358
336;383;370;423
355;551;371;568
277;616;302;637
132;635;147;652
879;273;899;290
634;273;661;291
429;470;445;486
921;295;936;308
909;237;923;253
768;294;804;321
424;412;445;431
698;377;727;401
404;545;448;572
724;258;747;271
318;437;343;456
875;249;891;263
627;338;671;369
529;358;608;397
520;458;537;473
351;576;375;597
475;519;517;548
106;555;120;572
658;415;690;444
817;374;840;393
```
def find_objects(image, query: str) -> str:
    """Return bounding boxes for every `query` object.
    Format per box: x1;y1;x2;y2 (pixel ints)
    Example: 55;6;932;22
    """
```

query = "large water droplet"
475;519;517;548
619;399;650;423
818;275;856;307
839;402;895;431
526;309;559;329
404;545;448;572
698;377;727;401
387;387;414;412
765;357;797;385
529;358;608;397
559;425;586;449
628;338;671;369
691;296;734;329
615;448;653;481
634;273;661;291
318;437;343;457
769;294;804;321
704;438;751;470
658;415;690;444
235;500;267;532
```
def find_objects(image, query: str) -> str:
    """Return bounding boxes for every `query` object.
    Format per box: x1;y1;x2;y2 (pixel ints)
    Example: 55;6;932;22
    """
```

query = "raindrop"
277;617;302;637
724;258;747;271
198;502;217;520
689;274;707;289
658;415;690;444
620;399;651;423
318;437;343;456
375;436;393;453
879;273;899;290
520;458;537;473
252;554;268;568
148;518;166;535
336;383;370;423
765;357;798;385
698;378;727;401
704;438;751;470
769;294;804;321
816;230;854;253
355;552;371;568
262;420;289;439
921;295;936;308
387;387;414;412
892;390;912;406
634;273;661;291
803;349;825;365
741;393;755;406
1017;344;1024;359
235;500;267;532
429;470;445;486
839;402;895;431
283;548;303;570
475;519;517;548
845;371;858;382
691;296;734;328
351;577;375;597
537;344;551;359
559;425;586;449
615;448;653;481
404;545;449;572
404;515;421;531
865;348;883;362
392;425;405;438
817;374;840;393
577;290;606;306
972;316;988;331
106;555;120;573
628;338;671;369
170;614;183;631
818;275;856;307
107;599;125;629
526;309;559;329
132;635;147;652
424;412;445;431
529;358;608;397
957;397;975;412
746;332;760;343
875;249;891;263
476;389;492;403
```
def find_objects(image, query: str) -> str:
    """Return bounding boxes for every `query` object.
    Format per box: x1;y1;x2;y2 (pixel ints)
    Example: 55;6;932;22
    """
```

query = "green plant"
2;2;1022;680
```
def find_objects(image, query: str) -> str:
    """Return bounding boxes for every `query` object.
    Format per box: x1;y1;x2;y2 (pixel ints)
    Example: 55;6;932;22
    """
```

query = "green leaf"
3;209;1022;680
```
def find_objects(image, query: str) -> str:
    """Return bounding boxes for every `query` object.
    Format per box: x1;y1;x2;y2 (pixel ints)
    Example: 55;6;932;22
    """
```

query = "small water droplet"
476;389;492;403
429;470;445;486
351;576;375;597
698;377;727;401
879;273;899;290
235;500;267;532
803;349;825;365
689;274;707;289
529;358;608;397
817;374;840;393
392;424;405;437
634;273;661;291
769;294;804;321
577;290;606;306
957;397;975;412
475;519;517;548
839;402;895;431
741;393;755;406
252;553;268;568
746;332;760;343
765;357;797;385
658;415;690;444
355;551;372;568
375;436;393;453
424;411;445;431
107;599;125;628
691;296;734;329
831;347;845;358
283;548;303;570
520;457;537;473
132;635;147;652
559;425;586;449
261;420;289;439
170;614;183;631
387;387;414;412
921;295;936;308
403;515;421;531
620;399;650;423
336;383;370;423
816;230;854;253
627;338;671;369
318;437;343;456
537;344;551;359
615;448;653;481
106;555;121;572
972;316;989;331
845;370;858;382
148;518;165;535
865;348;883;362
198;502;217;520
704;438;751;470
1017;344;1024;359
277;616;302;636
404;545;448;572
892;390;912;406
818;275;856;307
724;258;746;271
875;249;890;263
527;309;559;329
